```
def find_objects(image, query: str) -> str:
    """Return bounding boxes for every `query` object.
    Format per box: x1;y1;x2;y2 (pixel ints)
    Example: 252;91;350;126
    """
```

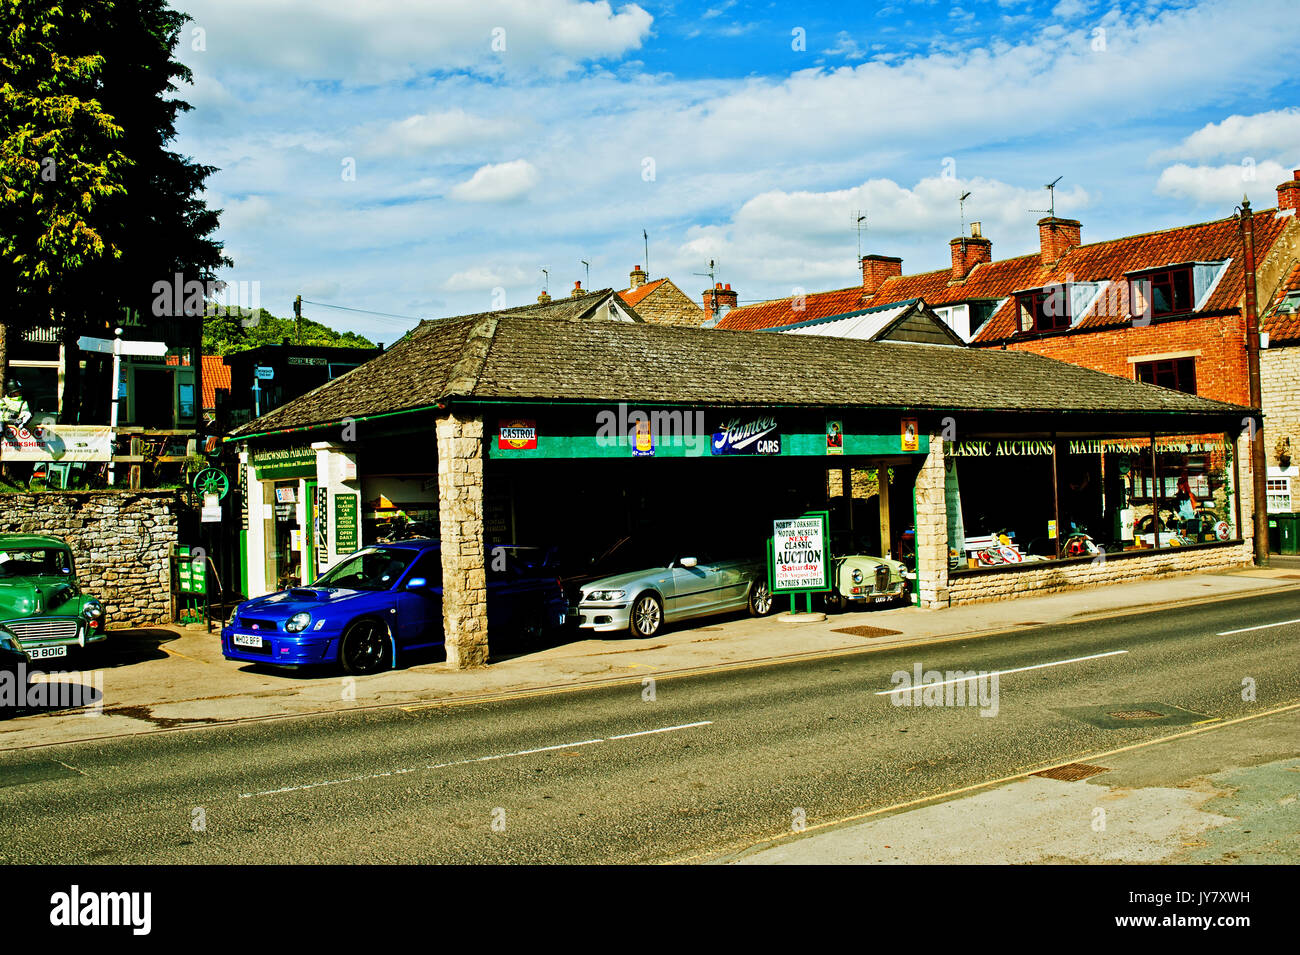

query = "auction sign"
768;511;831;595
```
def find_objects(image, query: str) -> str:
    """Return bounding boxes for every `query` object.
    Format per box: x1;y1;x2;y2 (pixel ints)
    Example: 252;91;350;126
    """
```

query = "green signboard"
334;493;359;555
177;546;207;594
252;446;316;480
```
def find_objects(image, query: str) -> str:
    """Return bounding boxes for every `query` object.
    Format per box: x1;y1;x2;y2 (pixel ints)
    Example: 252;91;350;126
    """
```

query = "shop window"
1135;357;1197;395
8;364;59;420
1267;477;1292;513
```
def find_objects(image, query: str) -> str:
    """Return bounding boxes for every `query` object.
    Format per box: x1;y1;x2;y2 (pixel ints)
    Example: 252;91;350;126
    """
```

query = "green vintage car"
0;535;106;663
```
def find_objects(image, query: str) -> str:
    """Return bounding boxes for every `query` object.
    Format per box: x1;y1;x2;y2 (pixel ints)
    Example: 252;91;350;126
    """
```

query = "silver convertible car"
573;552;774;637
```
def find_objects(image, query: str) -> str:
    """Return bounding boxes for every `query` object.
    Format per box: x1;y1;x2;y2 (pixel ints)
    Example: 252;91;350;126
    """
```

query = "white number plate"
233;633;264;648
872;595;892;604
28;646;67;659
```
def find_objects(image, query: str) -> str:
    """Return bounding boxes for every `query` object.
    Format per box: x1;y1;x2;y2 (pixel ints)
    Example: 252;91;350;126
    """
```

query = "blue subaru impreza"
221;540;566;674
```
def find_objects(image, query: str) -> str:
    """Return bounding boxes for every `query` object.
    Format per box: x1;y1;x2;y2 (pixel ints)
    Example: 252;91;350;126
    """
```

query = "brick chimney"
629;264;648;289
861;254;903;294
571;280;586;298
537;291;551;303
1277;170;1300;214
1038;216;1081;265
949;223;992;280
702;282;738;319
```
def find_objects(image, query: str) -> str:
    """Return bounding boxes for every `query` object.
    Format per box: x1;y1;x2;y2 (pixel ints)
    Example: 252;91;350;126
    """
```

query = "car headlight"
82;598;104;618
588;590;625;602
0;628;22;654
285;611;312;633
851;568;864;584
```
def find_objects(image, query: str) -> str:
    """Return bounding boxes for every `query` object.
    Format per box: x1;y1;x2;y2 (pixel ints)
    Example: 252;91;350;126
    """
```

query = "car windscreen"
0;548;72;577
311;547;417;591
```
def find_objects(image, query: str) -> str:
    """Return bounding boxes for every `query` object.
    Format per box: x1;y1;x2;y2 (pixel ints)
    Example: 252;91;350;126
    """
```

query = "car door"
665;553;718;619
394;550;443;648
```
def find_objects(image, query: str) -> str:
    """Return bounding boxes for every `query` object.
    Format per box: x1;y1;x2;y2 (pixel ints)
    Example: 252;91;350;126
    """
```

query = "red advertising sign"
498;419;538;450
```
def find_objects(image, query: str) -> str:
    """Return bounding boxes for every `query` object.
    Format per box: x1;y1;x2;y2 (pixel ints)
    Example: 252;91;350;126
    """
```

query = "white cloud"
1155;160;1291;205
823;32;867;60
1051;0;1094;18
179;0;653;83
442;265;533;291
369;109;519;155
1151;108;1300;162
449;159;540;201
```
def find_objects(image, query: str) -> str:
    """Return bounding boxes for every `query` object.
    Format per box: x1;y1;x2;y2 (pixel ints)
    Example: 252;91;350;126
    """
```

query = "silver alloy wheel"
750;581;773;616
631;594;662;637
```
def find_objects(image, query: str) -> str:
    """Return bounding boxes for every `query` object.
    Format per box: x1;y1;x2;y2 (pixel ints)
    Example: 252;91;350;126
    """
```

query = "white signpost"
79;332;168;484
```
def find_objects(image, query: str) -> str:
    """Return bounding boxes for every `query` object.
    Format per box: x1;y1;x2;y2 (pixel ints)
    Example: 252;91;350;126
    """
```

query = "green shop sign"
252;446;317;480
334;493;359;555
489;408;929;459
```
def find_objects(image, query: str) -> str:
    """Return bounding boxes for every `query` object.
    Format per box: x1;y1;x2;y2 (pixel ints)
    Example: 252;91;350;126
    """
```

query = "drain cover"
1058;701;1211;730
832;625;903;638
1034;762;1109;781
1108;709;1169;720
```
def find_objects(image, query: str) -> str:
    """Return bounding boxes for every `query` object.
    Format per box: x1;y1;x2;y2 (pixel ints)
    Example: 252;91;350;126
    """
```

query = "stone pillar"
1236;429;1256;562
915;432;949;608
436;412;489;668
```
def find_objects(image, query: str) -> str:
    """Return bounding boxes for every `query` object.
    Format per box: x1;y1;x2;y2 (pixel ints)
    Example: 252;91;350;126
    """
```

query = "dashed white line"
1217;618;1300;636
874;649;1128;695
239;720;713;799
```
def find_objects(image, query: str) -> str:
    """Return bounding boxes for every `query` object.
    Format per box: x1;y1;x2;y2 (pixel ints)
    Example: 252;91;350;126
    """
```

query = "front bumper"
221;625;338;666
571;602;631;632
2;616;106;656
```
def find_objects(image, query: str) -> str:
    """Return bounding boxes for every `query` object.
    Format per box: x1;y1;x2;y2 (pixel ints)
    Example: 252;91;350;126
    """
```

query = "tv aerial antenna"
853;210;867;262
959;191;972;235
580;260;590;286
1030;176;1063;218
540;268;549;294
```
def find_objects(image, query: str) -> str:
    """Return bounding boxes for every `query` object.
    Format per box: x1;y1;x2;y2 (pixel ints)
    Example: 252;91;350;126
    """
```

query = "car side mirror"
406;577;428;590
679;557;698;569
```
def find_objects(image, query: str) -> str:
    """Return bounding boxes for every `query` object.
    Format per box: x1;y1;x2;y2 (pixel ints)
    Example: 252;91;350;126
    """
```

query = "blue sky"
173;0;1300;341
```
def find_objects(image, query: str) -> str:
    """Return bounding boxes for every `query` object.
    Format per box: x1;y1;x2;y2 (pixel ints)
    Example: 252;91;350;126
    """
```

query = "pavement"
729;707;1300;865
3;560;1299;752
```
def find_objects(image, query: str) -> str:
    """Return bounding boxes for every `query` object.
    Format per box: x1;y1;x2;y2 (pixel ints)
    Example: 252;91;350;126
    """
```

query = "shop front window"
264;481;303;592
947;432;1239;572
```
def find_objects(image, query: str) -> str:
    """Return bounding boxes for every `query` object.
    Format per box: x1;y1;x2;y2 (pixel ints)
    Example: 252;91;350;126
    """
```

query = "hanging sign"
334;493;359;554
633;419;654;457
826;420;843;455
901;418;919;453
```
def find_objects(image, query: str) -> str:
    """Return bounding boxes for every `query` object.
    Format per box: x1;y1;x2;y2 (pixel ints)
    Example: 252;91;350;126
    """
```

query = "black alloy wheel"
340;619;392;675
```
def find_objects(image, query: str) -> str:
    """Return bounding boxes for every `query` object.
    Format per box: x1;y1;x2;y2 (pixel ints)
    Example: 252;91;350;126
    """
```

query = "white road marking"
239;721;714;799
1217;618;1300;636
874;649;1128;695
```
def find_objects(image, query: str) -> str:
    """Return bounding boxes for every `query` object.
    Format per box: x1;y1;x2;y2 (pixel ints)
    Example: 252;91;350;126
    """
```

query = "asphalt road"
1;588;1297;864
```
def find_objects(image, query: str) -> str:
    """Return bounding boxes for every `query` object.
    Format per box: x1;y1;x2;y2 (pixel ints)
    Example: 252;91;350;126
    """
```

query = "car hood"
835;554;905;573
0;578;80;619
237;587;377;620
578;567;671;593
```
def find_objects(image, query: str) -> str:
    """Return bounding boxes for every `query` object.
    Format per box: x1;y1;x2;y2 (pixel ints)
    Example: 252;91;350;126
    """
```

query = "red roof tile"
618;278;668;308
202;354;231;409
719;210;1296;345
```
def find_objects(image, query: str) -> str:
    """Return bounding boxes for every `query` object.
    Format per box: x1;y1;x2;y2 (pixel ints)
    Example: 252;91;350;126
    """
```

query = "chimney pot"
629;264;648;289
1037;216;1082;266
950;234;993;280
860;254;903;296
970;221;982;238
1277;171;1300;213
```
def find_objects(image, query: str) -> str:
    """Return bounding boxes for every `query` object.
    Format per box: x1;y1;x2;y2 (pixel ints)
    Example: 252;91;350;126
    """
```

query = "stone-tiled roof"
1263;260;1300;344
231;315;1250;437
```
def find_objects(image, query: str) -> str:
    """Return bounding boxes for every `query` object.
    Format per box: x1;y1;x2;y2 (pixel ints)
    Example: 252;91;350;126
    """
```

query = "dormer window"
1015;283;1102;333
1128;261;1228;321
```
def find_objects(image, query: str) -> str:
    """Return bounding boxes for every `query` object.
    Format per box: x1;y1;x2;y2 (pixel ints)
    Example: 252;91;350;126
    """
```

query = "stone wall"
1262;346;1300;510
947;542;1251;604
915;433;949;608
0;490;181;626
436;412;488;669
632;279;707;328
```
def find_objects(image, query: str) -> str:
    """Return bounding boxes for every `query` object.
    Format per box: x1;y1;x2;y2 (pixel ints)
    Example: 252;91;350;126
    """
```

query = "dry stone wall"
0;490;181;626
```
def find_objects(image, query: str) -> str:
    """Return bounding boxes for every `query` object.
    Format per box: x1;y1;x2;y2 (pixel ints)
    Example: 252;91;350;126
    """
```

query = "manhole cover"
832;625;903;638
1034;762;1109;781
1058;701;1210;730
1108;709;1169;721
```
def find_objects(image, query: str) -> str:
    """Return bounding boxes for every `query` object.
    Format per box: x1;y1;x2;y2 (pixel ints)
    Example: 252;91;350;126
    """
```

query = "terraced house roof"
230;314;1252;439
1262;261;1300;345
717;209;1298;347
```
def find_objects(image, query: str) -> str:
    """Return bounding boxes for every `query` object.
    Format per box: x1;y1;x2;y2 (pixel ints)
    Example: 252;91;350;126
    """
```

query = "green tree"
203;307;377;355
0;0;131;387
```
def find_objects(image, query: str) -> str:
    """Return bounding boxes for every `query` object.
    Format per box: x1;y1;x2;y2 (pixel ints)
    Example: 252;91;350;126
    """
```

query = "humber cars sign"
712;415;781;455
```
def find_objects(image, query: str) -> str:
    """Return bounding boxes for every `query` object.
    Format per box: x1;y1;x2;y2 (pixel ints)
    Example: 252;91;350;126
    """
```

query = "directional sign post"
80;333;167;485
